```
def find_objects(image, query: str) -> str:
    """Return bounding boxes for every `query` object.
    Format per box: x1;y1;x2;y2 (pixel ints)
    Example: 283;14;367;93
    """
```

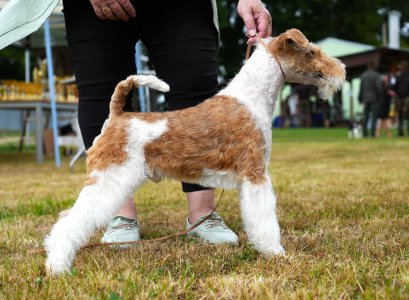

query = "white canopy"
0;0;64;49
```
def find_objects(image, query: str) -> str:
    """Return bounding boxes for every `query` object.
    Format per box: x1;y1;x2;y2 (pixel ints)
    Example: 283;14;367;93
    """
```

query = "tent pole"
44;19;61;168
25;47;30;82
135;42;146;112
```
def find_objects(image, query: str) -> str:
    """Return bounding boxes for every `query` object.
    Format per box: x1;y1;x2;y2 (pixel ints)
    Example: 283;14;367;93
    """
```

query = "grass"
1;128;409;298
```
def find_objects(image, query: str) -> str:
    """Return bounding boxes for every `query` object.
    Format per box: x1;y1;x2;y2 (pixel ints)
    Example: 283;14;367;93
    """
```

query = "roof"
315;37;409;79
315;37;375;58
337;47;409;78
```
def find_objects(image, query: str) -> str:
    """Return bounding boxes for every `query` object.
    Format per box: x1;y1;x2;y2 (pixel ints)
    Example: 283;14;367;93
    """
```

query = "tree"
216;0;409;80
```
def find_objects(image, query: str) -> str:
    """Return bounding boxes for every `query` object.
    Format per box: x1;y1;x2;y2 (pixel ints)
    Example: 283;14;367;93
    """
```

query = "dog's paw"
272;245;286;256
46;258;71;276
260;244;286;257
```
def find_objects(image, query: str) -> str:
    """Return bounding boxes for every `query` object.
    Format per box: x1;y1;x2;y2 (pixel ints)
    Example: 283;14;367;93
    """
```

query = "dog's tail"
109;75;170;117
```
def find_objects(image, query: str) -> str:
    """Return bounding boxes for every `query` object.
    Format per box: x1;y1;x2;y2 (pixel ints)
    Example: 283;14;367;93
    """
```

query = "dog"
44;29;345;274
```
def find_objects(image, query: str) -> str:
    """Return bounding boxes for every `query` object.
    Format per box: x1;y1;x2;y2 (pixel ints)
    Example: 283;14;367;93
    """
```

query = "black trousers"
63;0;218;192
396;96;409;136
362;102;379;137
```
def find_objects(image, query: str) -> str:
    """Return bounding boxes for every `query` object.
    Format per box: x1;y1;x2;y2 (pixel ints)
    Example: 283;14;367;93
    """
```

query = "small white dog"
45;29;345;274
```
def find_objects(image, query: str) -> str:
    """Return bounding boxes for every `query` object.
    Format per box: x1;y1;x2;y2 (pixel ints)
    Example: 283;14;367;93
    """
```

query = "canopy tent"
0;0;65;49
12;14;67;49
0;0;67;80
316;37;375;58
338;47;409;79
315;36;409;79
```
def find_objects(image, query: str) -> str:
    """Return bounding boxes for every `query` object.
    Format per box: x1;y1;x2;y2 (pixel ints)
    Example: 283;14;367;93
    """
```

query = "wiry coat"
45;29;346;275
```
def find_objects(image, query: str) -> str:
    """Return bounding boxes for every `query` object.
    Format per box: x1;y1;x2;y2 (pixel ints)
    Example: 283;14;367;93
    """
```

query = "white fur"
198;169;240;190
318;71;345;99
131;75;170;93
219;40;284;163
240;177;284;255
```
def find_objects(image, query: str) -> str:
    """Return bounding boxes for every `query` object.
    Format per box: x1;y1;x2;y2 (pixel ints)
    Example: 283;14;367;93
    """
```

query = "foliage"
217;0;409;79
0;47;25;80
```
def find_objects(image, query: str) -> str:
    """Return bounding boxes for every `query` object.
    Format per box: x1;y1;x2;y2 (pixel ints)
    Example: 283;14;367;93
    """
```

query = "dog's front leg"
239;176;285;256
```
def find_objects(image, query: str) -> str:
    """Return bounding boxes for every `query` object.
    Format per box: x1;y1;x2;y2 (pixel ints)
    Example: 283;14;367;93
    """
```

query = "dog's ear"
274;33;299;54
284;36;300;52
273;29;308;55
285;37;296;48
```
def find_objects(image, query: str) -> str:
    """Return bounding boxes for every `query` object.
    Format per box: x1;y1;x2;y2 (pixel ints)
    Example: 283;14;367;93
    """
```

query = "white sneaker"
186;212;239;245
101;216;140;248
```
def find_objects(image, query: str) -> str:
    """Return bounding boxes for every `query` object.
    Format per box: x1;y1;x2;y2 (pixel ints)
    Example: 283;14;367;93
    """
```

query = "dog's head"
269;29;346;99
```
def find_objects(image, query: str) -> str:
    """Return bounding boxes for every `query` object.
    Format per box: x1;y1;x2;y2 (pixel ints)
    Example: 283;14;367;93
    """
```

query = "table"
0;100;78;163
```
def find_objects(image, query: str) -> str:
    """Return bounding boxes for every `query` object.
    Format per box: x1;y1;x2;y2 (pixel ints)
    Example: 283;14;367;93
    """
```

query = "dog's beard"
318;76;344;100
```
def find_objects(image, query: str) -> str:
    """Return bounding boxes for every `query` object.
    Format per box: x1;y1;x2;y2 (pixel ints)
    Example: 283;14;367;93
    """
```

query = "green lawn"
0;129;408;298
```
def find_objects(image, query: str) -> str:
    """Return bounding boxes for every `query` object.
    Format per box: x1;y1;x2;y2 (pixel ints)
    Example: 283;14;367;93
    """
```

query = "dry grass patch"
1;129;408;298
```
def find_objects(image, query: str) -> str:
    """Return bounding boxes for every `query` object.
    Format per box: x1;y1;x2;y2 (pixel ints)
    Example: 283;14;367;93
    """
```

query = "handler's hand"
90;0;136;21
237;0;272;44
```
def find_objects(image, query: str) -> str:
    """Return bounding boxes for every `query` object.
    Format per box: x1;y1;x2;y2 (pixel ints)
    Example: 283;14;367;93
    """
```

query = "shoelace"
106;221;138;234
203;214;229;230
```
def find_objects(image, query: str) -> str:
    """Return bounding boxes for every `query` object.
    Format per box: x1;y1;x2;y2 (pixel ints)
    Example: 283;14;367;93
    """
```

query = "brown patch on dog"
122;111;167;123
109;76;141;117
85;94;266;185
85;111;168;184
86;117;130;175
84;75;148;181
144;96;266;185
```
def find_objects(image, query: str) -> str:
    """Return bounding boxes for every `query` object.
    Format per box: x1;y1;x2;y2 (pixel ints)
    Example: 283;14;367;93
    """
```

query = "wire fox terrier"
45;29;345;274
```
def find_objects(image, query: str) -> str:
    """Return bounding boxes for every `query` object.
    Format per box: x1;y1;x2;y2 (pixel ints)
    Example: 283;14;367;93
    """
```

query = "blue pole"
135;42;146;112
44;19;61;168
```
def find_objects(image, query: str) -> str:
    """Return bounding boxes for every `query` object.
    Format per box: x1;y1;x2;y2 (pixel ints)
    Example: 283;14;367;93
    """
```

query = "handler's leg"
187;190;214;223
140;0;237;244
62;0;139;243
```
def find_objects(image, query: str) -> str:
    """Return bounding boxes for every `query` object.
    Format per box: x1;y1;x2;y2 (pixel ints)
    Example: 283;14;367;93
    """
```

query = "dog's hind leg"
239;176;285;256
44;169;146;275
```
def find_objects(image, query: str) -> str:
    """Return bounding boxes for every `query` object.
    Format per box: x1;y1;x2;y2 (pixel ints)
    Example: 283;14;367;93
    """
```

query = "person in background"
287;86;299;128
394;60;409;137
62;0;272;246
295;84;312;127
358;61;382;137
376;74;395;138
282;85;298;128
